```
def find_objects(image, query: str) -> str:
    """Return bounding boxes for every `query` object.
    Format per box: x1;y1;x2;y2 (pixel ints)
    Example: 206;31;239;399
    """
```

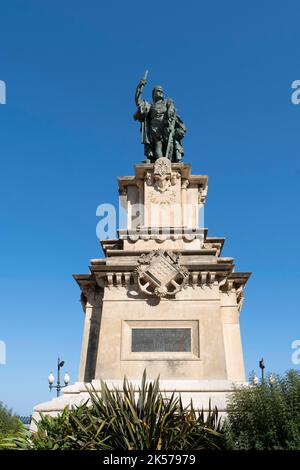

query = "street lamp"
253;375;259;386
269;374;275;385
48;357;70;397
259;358;265;383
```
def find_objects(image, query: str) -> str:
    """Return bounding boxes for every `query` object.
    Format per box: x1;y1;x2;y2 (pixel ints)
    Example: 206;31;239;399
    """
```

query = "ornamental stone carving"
147;189;176;204
181;178;189;190
198;184;208;205
151;157;180;193
80;285;103;311
135;249;188;298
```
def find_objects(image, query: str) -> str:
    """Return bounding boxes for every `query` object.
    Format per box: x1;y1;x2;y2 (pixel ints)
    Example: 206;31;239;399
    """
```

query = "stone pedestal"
31;159;250;428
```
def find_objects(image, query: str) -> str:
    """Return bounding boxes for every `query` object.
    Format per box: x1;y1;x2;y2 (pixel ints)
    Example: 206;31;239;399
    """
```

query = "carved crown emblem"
135;250;188;297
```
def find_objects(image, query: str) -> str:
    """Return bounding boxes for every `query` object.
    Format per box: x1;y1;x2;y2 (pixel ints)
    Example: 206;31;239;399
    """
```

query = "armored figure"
134;71;186;163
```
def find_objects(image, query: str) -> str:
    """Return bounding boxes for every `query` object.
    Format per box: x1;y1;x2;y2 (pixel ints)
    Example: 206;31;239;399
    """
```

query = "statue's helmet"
152;85;164;101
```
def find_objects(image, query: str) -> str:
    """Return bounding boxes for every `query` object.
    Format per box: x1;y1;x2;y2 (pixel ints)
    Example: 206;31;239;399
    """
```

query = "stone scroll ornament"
135;250;188;298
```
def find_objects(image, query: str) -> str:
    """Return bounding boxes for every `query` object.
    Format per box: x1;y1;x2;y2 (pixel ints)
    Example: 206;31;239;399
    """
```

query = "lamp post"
48;357;70;397
269;374;275;385
253;374;259;386
259;358;265;383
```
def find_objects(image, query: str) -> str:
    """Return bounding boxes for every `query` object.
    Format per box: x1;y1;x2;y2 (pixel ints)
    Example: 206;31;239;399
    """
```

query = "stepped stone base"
30;379;246;431
31;160;251;434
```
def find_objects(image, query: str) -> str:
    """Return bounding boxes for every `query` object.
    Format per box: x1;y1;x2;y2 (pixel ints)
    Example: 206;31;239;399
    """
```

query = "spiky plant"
3;371;224;450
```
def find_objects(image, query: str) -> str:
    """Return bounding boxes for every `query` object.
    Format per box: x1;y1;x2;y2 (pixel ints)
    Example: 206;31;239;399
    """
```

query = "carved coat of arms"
135;250;188;297
146;157;180;194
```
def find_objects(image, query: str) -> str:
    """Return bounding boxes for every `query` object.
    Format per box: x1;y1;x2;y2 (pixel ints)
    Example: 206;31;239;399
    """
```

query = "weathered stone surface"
31;160;250;430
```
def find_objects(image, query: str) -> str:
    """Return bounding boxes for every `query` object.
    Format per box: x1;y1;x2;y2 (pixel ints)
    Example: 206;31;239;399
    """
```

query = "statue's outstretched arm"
135;79;146;106
135;70;148;106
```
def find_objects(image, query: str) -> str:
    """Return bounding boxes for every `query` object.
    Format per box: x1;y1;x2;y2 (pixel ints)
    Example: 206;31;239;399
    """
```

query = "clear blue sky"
1;0;300;415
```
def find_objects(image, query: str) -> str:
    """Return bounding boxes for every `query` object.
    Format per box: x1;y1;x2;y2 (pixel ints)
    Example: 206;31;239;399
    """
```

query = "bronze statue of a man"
134;72;186;163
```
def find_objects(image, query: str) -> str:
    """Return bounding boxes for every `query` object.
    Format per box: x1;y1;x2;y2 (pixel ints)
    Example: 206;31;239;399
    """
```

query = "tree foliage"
225;370;300;450
0;402;24;447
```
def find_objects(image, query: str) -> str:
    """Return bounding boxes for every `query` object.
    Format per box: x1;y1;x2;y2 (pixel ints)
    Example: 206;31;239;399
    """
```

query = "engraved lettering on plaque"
131;328;191;352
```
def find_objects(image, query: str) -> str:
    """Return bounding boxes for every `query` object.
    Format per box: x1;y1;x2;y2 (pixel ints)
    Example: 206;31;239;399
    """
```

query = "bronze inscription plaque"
132;328;191;352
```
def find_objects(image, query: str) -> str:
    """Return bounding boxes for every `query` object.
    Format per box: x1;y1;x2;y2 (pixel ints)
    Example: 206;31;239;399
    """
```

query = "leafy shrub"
225;369;300;450
0;402;24;448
